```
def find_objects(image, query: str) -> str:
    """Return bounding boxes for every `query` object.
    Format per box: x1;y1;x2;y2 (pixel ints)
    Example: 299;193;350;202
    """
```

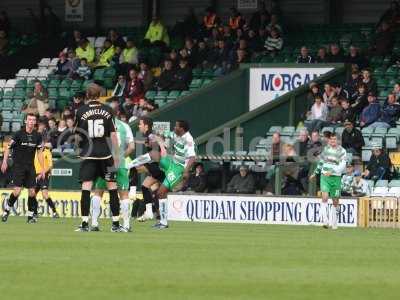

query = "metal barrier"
358;197;400;228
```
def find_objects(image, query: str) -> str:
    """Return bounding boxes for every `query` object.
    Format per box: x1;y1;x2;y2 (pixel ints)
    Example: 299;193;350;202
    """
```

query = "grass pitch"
0;217;399;300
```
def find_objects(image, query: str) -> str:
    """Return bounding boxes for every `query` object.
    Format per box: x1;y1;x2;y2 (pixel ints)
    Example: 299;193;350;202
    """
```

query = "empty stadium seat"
38;58;51;69
15;69;29;79
372;180;389;196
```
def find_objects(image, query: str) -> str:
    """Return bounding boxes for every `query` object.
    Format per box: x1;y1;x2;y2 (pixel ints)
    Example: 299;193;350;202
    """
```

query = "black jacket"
185;173;207;192
342;128;364;155
170;66;193;90
367;152;392;180
157;69;176;91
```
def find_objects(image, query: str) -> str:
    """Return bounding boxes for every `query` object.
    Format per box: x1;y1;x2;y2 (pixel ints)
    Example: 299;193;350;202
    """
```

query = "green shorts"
159;156;184;191
320;175;341;198
94;168;130;191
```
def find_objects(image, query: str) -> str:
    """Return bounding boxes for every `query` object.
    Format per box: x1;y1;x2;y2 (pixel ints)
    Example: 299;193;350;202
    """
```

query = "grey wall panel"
342;0;392;23
101;0;144;28
159;0;210;26
278;0;327;24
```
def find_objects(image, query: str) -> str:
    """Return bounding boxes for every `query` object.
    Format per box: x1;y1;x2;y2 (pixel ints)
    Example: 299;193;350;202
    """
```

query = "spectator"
250;2;270;30
168;49;179;68
369;21;395;56
228;7;244;30
173;7;199;39
352;171;371;197
295;129;309;157
345;45;368;70
305;95;328;133
211;39;230;76
271;132;281;163
378;0;400;28
369;93;400;128
0;11;10;33
157;59;176;91
266;14;282;33
247;29;264;54
325;96;343;126
108;28;126;48
307;130;323;160
333;83;349;101
111;75;127;99
144;16;170;48
129;98;157;119
297;46;314;63
226;166;255;194
360;92;381;127
70;91;85;116
202;7;219;36
138;62;154;91
264;27;283;56
341;121;364;155
315;47;328;63
96;39;115;68
67;29;82;50
222;26;234;44
184;38;198;67
54;52;70;77
197;40;210;68
306;82;321;111
125;68;144;105
76;58;91;80
169;58;193;91
65;49;80;77
75;39;95;64
0;29;8;56
206;27;221;49
25;81;49;116
341;164;355;196
110;46;122;69
351;83;368;114
393;82;400;101
340;98;356;124
120;39;138;71
281;143;304;195
323;83;336;106
363;144;392;180
183;163;207;192
327;44;344;63
361;69;377;95
345;70;361;100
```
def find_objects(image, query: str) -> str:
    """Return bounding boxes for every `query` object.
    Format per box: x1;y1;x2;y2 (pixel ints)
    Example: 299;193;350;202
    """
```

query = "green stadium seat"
378;90;390;101
385;66;398;77
82;80;94;90
93;69;105;82
1;121;10;132
154;91;168;102
59;78;72;88
2;99;14;110
104;67;116;78
15;79;27;88
3;90;15;100
375;180;388;188
385;136;397;149
154;99;166;107
145;90;156;101
167;90;181;102
189;79;203;90
389;180;400;187
201;69;214;79
13;100;23;110
11;121;21;132
282;126;295;136
377;78;388;89
71;80;83;89
180;90;192;97
48;79;60;88
202;79;212;86
268;126;282;134
2;110;13;120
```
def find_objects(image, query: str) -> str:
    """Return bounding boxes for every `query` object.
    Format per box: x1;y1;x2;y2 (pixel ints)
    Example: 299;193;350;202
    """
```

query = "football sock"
109;189;120;226
121;199;130;228
145;203;153;217
159;198;168;226
7;193;18;211
321;202;328;225
27;196;37;216
330;205;338;229
142;186;152;204
137;200;145;216
81;190;91;222
46;198;56;213
91;195;101;227
126;153;152;169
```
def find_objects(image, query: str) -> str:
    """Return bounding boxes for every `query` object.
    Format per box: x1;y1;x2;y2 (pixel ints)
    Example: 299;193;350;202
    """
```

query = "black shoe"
1;210;10;222
90;226;100;232
75;222;89;232
27;216;38;224
111;224;122;232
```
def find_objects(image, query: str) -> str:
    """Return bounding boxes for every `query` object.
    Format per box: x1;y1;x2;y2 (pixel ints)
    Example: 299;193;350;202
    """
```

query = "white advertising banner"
237;0;258;10
65;0;84;22
249;67;334;110
168;195;358;227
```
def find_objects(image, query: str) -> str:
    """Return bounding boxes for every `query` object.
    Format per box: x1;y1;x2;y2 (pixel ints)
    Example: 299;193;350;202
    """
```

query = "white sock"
27;211;34;217
320;202;328;225
112;216;120;222
330;205;338;229
159;198;168;226
145;203;153;218
82;216;89;223
121;199;130;228
127;153;152;169
91;195;101;227
129;186;137;200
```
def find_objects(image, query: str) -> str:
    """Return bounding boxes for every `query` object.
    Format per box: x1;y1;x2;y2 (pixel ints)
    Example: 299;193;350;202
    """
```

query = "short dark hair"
80;57;87;63
139;116;153;129
323;131;332;139
177;120;190;132
25;113;37;120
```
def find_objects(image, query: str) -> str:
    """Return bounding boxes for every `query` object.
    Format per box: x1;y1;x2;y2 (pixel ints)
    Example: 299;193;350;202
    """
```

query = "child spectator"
76;58;91;80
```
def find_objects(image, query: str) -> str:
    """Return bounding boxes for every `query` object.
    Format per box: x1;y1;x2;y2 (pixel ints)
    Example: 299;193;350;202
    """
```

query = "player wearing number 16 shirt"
74;84;121;232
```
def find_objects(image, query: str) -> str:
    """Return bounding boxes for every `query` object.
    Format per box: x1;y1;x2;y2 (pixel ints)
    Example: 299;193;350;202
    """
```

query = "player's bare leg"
40;189;59;218
321;192;329;229
1;187;22;222
330;198;339;230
